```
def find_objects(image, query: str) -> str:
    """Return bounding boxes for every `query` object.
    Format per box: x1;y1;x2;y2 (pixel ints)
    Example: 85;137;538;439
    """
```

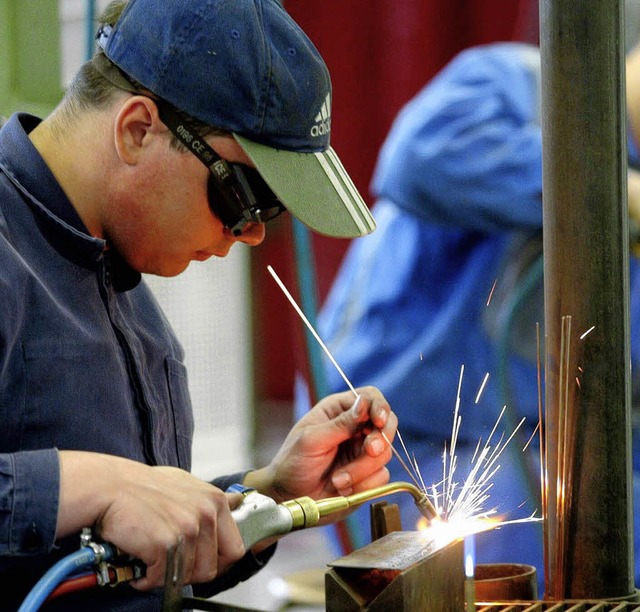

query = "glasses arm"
155;102;235;189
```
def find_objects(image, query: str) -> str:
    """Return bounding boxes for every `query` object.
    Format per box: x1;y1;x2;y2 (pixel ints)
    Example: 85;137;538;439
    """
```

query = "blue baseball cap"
96;0;375;238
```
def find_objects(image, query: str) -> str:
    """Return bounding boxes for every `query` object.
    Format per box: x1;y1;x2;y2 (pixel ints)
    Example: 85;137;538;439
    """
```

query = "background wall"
0;0;64;116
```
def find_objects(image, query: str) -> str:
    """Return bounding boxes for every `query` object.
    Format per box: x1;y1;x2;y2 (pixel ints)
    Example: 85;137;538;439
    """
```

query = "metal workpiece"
326;531;465;612
540;0;635;600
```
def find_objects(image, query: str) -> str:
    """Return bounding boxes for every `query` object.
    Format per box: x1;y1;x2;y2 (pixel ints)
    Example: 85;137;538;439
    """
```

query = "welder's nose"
232;222;266;246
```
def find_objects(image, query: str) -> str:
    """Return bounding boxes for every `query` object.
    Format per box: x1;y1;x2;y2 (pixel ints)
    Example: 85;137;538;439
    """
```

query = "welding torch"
18;482;437;609
229;481;438;550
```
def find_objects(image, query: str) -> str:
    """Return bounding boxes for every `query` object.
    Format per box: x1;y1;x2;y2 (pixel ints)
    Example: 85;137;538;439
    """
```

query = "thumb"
332;394;370;436
225;492;245;511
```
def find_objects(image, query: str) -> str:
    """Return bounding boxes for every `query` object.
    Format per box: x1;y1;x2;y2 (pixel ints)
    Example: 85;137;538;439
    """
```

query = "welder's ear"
113;96;165;165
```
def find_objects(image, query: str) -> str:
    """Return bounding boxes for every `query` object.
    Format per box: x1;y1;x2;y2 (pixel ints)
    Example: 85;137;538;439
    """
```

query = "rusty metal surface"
328;531;443;571
540;0;635;599
325;532;464;612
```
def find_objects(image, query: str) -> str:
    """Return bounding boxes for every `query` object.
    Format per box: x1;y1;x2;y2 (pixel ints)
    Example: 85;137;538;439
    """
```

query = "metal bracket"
161;536;186;612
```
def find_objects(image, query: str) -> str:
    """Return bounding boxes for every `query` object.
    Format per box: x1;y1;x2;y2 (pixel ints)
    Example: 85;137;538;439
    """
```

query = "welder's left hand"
244;386;397;507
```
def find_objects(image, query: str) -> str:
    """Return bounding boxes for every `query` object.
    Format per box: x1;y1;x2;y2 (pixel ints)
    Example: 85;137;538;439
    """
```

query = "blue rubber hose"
292;218;329;402
18;544;115;612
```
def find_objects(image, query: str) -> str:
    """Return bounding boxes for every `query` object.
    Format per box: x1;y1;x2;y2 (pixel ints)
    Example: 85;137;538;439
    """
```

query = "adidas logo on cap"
310;94;331;138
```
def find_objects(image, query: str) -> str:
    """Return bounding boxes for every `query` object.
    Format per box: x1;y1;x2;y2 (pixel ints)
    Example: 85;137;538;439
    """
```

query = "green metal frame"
0;0;63;118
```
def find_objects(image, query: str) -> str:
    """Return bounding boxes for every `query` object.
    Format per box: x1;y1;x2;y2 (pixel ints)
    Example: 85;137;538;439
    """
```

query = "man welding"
0;0;398;609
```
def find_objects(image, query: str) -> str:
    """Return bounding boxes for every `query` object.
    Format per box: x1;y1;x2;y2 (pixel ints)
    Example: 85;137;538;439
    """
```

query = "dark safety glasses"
156;102;286;236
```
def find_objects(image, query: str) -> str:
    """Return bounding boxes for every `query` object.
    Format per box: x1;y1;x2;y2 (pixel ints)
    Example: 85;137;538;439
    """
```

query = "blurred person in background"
296;40;640;587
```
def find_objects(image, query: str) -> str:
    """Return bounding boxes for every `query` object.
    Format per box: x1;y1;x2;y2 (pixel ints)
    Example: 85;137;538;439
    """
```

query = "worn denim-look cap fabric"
99;0;375;238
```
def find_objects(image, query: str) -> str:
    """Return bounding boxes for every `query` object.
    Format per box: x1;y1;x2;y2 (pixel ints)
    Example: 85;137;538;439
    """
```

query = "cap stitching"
253;0;272;137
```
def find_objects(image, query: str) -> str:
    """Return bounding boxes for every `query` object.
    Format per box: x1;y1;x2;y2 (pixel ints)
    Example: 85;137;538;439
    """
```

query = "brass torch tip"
416;493;438;521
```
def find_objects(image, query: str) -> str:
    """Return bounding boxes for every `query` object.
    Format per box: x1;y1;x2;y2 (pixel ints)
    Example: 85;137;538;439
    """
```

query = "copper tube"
281;481;437;531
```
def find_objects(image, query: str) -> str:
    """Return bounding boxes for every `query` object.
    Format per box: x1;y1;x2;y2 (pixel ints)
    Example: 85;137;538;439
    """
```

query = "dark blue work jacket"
0;114;262;610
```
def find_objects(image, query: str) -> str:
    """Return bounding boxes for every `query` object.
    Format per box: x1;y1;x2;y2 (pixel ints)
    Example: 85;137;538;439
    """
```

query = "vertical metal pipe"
86;0;96;61
540;0;635;599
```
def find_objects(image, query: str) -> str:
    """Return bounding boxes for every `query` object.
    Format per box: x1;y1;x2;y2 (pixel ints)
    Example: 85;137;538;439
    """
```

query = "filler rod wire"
267;265;357;396
267;264;427;494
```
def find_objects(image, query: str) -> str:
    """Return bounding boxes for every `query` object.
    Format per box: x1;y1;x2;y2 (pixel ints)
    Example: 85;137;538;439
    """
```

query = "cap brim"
234;135;376;238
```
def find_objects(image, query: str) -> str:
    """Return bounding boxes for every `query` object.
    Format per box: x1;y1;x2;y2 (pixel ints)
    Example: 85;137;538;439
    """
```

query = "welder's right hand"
55;450;246;590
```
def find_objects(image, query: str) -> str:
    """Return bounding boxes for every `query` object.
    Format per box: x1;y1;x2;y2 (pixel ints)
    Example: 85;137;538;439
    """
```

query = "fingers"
90;460;245;590
244;386;396;510
346;390;397;460
330;465;391;499
353;466;391;493
347;387;391;426
325;387;393;441
331;443;393;496
328;392;396;495
357;387;392;431
189;491;246;579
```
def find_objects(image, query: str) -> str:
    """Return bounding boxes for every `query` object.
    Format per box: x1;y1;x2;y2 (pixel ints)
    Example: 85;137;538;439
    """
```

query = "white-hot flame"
465;554;474;579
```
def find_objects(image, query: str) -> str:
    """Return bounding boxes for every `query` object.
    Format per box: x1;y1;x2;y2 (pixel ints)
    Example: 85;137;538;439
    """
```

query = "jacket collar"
0;113;141;291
